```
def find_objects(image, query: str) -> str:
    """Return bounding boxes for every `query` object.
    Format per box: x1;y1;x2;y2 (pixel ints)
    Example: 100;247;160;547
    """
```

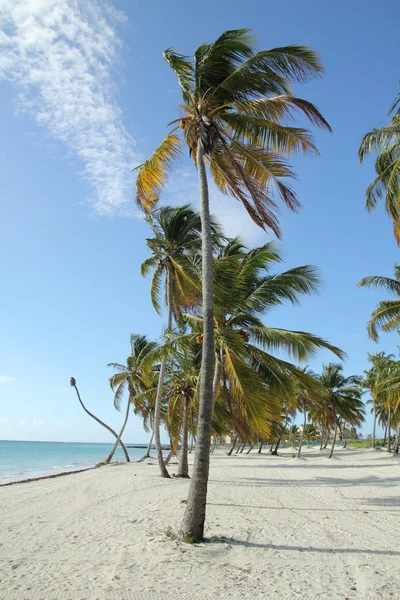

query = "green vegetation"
68;30;400;543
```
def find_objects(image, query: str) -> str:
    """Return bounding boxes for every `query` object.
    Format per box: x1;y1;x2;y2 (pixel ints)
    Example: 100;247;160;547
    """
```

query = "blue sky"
0;0;399;443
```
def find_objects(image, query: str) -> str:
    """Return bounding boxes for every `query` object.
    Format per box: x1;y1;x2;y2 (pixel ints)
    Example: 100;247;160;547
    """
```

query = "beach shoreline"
1;447;399;599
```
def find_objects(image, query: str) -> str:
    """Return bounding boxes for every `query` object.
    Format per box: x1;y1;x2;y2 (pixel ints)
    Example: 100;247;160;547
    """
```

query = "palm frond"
135;133;182;210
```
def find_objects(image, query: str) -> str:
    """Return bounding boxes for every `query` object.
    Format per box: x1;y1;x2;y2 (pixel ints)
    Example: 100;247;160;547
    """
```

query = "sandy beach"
1;447;399;600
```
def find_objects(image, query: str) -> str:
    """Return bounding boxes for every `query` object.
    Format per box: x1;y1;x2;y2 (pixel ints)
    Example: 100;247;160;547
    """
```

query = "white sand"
1;447;399;600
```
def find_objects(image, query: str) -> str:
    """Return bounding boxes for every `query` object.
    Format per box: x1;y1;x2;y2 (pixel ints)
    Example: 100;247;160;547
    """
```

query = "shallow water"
0;440;152;483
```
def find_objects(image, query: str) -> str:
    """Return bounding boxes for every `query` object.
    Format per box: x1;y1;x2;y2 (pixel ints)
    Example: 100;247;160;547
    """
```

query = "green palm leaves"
136;29;330;238
359;265;400;341
141;204;222;317
359;88;400;243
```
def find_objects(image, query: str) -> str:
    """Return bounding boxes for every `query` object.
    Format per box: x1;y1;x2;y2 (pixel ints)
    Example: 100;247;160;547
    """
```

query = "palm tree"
108;334;158;462
70;377;130;463
318;364;364;458
358;266;400;342
141;205;215;478
373;355;400;453
164;340;201;478
136;29;331;541
186;242;344;451
362;352;393;447
359;90;400;243
294;368;321;458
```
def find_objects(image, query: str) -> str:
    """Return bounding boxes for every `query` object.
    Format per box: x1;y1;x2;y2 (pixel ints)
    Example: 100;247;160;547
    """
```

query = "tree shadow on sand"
207;537;400;556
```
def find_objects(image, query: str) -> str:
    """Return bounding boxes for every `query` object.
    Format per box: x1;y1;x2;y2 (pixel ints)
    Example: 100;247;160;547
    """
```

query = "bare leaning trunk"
258;441;263;454
328;419;338;458
103;394;131;464
383;425;388;447
227;435;238;456
177;397;190;478
181;144;215;542
297;412;307;458
153;273;173;479
70;379;130;462
138;429;154;462
246;441;256;454
372;401;377;449
387;407;392;453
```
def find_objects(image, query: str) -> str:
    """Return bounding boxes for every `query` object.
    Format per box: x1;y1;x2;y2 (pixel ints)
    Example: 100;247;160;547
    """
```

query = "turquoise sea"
0;440;153;484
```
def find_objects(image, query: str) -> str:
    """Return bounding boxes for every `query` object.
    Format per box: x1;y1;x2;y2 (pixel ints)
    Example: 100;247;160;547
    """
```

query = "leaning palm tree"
108;334;158;462
359;89;400;243
70;377;130;463
318;363;364;458
136;29;331;541
141;205;210;478
358;266;400;342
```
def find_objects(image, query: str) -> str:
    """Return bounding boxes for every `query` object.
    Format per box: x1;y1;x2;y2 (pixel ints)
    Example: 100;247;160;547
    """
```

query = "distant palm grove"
70;30;400;543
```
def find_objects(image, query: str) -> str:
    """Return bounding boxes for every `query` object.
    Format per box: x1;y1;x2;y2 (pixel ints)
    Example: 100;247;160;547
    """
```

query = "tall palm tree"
359;89;400;243
108;334;158;462
318;363;364;458
358;266;400;342
141;205;219;478
70;377;130;463
136;29;331;541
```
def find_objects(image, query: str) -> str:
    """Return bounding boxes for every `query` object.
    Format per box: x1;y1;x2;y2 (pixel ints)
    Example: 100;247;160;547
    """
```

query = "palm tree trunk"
258;441;263;454
138;429;154;462
387;407;392;453
393;425;400;455
383;424;388;446
70;379;130;462
181;144;215;542
246;442;256;454
271;438;281;455
177;397;190;478
297;412;307;458
103;394;131;464
227;435;238;456
372;401;377;449
319;425;324;450
328;420;338;458
239;441;246;453
153;274;173;479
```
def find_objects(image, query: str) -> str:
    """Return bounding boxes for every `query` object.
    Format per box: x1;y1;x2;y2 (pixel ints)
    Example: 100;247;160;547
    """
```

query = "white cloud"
0;0;138;214
33;417;44;426
0;416;9;424
163;171;271;245
0;375;15;384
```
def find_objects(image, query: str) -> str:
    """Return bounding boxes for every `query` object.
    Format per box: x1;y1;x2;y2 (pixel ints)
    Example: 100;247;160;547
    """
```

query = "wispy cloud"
0;375;15;384
0;0;138;214
33;417;44;426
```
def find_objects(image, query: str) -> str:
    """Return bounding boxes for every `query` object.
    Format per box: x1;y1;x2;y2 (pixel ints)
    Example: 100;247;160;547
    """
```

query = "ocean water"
0;440;153;484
